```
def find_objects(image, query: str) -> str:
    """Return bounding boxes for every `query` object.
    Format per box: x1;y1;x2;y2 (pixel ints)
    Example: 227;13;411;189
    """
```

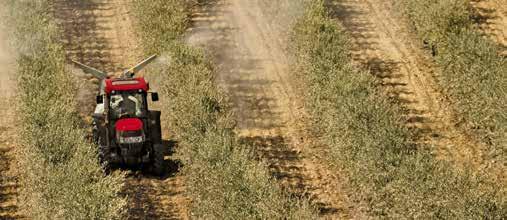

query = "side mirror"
151;92;159;102
96;95;103;104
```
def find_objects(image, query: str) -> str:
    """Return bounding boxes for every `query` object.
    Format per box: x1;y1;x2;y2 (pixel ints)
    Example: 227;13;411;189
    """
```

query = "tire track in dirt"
471;0;507;55
124;168;188;220
53;1;188;219
0;5;22;218
187;1;359;218
328;0;505;180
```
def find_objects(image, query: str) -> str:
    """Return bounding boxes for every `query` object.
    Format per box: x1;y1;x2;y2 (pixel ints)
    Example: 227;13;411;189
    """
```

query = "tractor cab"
109;91;145;119
97;77;156;117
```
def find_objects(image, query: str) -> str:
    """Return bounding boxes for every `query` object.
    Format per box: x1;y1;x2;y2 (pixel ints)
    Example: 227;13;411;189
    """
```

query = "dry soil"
472;0;507;55
0;2;22;219
187;0;360;218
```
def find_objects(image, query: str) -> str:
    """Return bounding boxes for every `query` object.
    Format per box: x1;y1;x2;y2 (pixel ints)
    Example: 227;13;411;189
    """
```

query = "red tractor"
73;55;165;175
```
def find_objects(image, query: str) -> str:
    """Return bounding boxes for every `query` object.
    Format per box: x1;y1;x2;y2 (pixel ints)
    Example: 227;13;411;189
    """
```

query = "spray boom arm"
71;60;108;80
122;54;158;78
71;54;158;79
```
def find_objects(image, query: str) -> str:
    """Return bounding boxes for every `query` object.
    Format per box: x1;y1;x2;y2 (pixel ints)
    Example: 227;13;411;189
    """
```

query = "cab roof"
104;77;149;94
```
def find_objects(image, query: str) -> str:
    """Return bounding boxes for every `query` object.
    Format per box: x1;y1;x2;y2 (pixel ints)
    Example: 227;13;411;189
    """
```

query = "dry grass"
6;0;126;219
291;0;505;218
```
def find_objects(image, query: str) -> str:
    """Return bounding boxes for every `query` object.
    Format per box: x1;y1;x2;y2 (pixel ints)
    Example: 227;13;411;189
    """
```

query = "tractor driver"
110;92;143;118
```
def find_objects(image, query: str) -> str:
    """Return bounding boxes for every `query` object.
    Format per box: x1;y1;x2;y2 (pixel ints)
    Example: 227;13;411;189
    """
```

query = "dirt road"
187;0;359;218
0;3;22;219
472;0;507;55
54;0;188;219
328;0;504;180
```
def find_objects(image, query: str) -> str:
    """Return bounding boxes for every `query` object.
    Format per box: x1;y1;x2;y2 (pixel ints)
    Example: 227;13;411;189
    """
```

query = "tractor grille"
120;143;144;156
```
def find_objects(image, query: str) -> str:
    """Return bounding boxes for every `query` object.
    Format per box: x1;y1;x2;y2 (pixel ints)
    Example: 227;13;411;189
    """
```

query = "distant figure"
423;39;438;57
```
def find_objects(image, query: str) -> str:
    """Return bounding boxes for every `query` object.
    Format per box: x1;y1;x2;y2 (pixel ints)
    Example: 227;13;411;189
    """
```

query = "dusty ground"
0;3;22;219
328;0;504;181
55;0;142;116
53;0;189;219
187;0;360;218
472;0;507;55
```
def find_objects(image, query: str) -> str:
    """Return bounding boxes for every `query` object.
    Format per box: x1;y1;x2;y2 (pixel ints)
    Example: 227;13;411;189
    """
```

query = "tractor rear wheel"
151;144;165;176
97;137;111;174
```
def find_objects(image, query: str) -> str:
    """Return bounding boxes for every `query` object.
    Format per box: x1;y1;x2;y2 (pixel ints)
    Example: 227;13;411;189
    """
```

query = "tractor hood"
115;118;143;132
115;118;146;144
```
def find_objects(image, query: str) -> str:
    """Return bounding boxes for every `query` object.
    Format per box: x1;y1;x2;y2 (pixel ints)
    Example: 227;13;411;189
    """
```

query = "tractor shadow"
159;139;184;180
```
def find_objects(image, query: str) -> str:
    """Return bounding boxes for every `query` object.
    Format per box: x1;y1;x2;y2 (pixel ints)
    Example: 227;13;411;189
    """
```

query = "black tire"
92;124;99;145
151;144;165;176
97;137;111;174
